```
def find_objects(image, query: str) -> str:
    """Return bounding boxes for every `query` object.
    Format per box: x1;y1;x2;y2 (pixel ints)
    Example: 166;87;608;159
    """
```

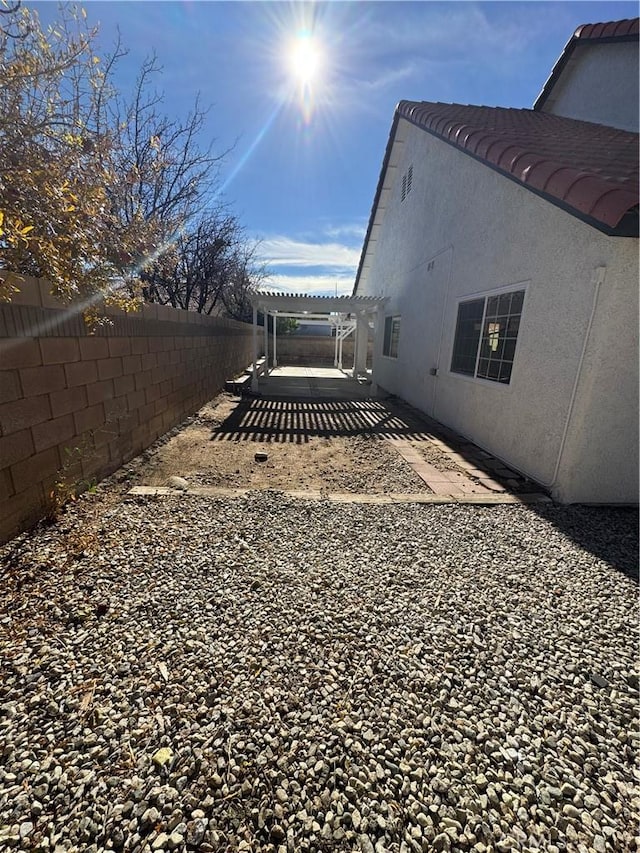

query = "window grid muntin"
476;290;524;384
451;289;524;384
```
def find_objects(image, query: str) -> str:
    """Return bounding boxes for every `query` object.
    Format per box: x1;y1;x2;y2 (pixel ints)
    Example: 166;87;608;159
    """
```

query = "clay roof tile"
396;100;638;232
576;18;639;39
588;190;639;227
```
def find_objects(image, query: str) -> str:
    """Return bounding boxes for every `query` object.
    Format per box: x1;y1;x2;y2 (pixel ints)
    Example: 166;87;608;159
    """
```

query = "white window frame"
448;281;529;388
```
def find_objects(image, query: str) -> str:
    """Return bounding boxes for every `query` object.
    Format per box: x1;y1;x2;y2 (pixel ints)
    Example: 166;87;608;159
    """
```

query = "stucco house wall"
362;119;638;502
553;248;639;502
539;42;639;132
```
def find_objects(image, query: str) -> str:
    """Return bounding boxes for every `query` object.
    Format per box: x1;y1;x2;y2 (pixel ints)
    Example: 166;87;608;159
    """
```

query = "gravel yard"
0;488;638;853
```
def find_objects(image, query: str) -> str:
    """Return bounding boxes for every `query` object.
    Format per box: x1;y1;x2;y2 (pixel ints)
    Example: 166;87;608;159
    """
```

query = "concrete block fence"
274;335;372;367
0;276;254;543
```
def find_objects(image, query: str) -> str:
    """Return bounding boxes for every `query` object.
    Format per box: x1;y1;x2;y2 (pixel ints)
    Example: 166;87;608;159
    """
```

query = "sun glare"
288;33;323;87
266;6;337;128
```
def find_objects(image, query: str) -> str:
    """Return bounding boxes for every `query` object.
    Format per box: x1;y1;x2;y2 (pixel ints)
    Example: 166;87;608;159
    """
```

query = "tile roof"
397;100;639;233
574;17;639;40
534;17;639;111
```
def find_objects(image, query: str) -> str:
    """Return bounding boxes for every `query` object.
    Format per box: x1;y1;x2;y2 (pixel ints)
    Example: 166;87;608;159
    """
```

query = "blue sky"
34;1;638;295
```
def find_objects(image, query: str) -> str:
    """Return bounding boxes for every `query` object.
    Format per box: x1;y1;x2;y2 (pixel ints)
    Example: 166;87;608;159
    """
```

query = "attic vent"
401;164;413;202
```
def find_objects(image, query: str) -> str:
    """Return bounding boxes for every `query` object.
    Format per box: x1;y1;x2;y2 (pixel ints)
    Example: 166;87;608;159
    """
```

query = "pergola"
248;291;388;393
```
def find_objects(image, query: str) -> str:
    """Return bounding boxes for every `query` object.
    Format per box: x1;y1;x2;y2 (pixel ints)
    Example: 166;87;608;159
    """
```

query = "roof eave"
396;102;639;237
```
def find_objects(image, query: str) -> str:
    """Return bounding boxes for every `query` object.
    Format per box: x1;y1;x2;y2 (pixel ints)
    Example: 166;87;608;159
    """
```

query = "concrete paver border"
129;486;552;505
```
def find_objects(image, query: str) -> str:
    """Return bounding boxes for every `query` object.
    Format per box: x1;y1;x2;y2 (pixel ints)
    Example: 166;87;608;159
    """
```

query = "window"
401;164;413;202
450;289;524;384
383;315;401;358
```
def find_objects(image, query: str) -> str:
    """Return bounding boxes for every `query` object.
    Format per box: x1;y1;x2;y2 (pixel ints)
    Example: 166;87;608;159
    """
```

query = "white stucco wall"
553;246;639;503
540;42;639;131
360;119;639;503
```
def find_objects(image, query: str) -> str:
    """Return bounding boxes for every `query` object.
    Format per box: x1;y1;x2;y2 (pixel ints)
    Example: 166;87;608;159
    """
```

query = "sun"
287;32;324;87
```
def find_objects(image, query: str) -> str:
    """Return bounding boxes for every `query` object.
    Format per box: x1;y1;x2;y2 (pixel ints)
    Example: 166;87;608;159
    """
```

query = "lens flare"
282;27;328;125
288;33;323;85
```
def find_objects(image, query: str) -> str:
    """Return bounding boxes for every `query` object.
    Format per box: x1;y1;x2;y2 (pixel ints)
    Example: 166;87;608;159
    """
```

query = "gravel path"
0;491;638;853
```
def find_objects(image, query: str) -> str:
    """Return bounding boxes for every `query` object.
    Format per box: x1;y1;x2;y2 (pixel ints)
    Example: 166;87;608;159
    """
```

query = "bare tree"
219;242;269;322
141;210;267;318
106;54;229;246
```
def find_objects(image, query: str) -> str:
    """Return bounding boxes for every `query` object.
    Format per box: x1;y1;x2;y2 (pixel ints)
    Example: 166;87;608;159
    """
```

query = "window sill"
448;370;514;391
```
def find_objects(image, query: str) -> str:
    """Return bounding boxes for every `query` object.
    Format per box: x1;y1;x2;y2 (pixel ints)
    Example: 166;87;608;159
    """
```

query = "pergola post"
338;332;344;370
251;304;259;392
263;311;269;378
355;312;369;378
273;313;278;367
352;314;359;378
371;306;384;396
334;325;339;367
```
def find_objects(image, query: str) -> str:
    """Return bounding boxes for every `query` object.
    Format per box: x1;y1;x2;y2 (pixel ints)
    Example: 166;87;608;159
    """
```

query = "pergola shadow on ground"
214;366;439;444
212;370;541;500
210;396;433;444
214;363;541;491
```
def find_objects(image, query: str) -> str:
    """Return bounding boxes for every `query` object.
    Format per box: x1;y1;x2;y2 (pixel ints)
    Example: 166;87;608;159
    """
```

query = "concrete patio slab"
256;366;372;400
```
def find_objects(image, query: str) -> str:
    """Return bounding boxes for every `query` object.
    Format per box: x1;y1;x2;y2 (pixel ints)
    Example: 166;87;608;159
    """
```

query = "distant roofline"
533;17;639;112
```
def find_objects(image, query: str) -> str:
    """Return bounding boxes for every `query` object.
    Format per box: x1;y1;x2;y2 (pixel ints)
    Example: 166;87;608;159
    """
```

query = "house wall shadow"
528;504;639;583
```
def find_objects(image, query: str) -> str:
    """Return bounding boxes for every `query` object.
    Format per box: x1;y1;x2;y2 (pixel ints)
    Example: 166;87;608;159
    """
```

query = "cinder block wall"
274;335;372;366
0;276;253;543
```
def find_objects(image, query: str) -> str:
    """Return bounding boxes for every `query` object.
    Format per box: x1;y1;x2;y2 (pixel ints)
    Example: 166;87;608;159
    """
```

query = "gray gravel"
0;492;638;853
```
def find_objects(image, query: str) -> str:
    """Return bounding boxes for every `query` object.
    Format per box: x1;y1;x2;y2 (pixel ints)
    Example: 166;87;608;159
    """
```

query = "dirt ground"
407;439;468;473
132;393;433;494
